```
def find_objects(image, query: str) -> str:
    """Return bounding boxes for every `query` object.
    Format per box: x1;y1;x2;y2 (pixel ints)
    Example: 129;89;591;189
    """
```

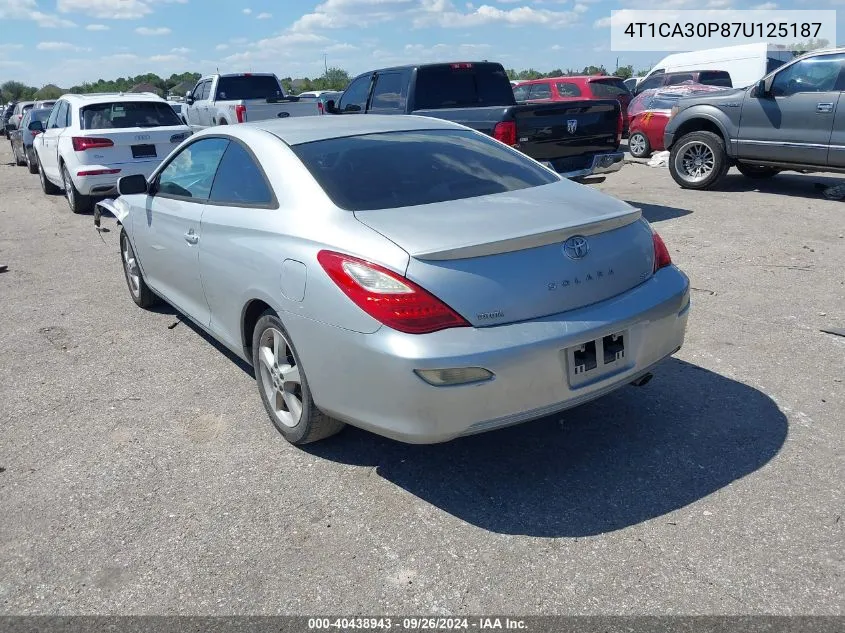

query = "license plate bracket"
131;144;156;159
565;330;630;388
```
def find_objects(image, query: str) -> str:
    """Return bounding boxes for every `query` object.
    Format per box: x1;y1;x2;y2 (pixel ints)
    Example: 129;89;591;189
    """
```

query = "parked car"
316;91;342;115
632;70;733;96
167;101;183;118
1;103;17;137
327;62;624;179
7;107;52;173
623;77;639;92
638;42;793;93
96;115;689;445
296;90;331;99
33;100;56;110
7;100;34;131
513;75;633;134
183;73;319;129
32;92;192;213
626;85;728;159
664;48;845;189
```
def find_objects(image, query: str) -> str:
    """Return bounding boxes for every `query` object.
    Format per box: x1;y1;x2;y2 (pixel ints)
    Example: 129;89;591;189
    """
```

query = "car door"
198;80;215;127
135;136;229;324
39;100;68;181
827;91;845;168
187;80;208;127
367;71;409;114
737;52;844;165
197;140;279;352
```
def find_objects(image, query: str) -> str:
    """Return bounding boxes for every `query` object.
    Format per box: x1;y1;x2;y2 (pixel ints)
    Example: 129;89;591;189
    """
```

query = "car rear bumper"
284;265;690;444
72;160;160;196
554;151;625;179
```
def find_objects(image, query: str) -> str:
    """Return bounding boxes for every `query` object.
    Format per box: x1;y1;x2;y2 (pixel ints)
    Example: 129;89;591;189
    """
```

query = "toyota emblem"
563;236;589;260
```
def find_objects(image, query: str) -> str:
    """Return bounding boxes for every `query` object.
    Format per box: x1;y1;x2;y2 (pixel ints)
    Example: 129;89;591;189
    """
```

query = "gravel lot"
0;141;843;615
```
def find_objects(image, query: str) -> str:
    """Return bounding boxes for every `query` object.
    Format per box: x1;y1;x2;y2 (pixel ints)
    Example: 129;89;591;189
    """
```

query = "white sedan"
33;92;191;214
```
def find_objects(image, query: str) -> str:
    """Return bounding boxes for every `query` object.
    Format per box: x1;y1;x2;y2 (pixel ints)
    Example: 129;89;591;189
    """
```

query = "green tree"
1;80;33;101
544;68;564;78
581;65;607;76
787;38;830;56
614;64;635;80
516;68;543;80
34;84;64;100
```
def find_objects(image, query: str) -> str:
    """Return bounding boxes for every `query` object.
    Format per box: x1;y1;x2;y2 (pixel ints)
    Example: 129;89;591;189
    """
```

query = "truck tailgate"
512;100;619;170
239;99;320;121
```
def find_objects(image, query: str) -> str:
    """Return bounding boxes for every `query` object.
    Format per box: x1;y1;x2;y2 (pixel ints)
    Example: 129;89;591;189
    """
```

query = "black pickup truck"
326;62;624;179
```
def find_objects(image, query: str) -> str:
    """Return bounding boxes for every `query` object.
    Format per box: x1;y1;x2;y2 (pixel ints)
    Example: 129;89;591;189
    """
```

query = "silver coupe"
98;115;690;445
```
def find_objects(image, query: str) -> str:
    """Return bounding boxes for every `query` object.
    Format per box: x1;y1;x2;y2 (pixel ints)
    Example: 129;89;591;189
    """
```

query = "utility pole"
323;53;328;76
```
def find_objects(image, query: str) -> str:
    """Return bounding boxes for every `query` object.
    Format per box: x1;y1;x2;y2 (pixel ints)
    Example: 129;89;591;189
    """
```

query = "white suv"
33;92;192;213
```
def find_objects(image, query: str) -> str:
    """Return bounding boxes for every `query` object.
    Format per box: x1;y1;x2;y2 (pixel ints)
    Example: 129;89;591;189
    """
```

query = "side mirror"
324;99;337;114
756;76;774;97
4;122;15;132
185;91;194;105
28;120;44;132
118;174;148;196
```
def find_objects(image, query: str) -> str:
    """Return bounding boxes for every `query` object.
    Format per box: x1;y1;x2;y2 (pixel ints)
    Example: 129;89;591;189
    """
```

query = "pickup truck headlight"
669;105;680;121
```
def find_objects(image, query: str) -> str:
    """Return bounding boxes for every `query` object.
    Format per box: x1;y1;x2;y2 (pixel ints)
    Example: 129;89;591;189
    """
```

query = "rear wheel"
628;132;651;159
38;156;61;194
669;131;729;190
737;163;780;179
252;312;345;445
12;142;25;166
26;148;38;174
62;163;93;214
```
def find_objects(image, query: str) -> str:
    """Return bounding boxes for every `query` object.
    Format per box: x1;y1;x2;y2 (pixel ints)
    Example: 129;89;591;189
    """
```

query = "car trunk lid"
354;181;655;327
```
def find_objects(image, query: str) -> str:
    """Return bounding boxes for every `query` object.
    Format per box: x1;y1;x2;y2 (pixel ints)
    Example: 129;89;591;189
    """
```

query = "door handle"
817;103;834;113
184;230;199;245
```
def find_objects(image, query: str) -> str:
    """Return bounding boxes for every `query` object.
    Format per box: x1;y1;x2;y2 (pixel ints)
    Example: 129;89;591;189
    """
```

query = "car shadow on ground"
626;201;693;223
306;358;787;537
719;172;845;200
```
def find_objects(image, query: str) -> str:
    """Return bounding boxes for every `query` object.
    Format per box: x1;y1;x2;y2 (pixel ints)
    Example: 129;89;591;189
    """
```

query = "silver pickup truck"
182;73;319;129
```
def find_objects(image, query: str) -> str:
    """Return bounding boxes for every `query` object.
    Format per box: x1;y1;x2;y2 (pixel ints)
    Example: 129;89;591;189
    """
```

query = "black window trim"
151;134;279;210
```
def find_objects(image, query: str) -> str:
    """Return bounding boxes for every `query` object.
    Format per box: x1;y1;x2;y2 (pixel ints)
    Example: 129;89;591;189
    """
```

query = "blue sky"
0;0;840;87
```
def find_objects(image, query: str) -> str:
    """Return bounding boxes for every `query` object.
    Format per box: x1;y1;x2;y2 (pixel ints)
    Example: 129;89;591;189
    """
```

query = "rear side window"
698;72;732;87
209;141;274;207
527;83;552;100
31;108;52;124
369;72;407;112
589;79;630;97
80;102;182;129
666;73;694;86
291;129;558;211
555;82;583;97
215;76;282;101
414;64;515;110
512;85;529;101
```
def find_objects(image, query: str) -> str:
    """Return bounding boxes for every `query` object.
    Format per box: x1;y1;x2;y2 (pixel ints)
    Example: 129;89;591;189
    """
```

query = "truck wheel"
669;131;729;190
218;119;228;125
737;163;780;179
628;132;651;159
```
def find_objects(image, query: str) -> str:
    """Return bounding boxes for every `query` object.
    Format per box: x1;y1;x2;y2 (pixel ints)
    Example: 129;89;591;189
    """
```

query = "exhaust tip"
630;372;653;387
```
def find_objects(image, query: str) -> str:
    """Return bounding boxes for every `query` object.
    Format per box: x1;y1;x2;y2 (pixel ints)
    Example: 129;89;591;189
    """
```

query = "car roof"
60;92;167;105
233;114;464;146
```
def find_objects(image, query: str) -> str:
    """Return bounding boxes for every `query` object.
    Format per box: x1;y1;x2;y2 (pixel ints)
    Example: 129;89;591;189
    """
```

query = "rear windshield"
292;129;558;211
589;78;630;97
215;75;282;100
80;101;182;129
31;108;52;123
414;64;515;110
697;71;732;87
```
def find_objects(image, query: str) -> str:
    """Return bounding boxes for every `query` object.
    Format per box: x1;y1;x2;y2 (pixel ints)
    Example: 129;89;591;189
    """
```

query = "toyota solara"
97;115;690;445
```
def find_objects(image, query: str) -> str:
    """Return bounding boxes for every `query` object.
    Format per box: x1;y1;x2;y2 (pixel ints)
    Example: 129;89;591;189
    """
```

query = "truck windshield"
215;75;282;100
414;64;516;110
291;129;558;211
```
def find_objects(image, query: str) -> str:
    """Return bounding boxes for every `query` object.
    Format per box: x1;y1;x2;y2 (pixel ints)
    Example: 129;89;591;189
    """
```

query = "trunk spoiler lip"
403;207;642;261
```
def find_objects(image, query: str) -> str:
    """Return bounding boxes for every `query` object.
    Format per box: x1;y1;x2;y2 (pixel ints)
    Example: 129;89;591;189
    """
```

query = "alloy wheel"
257;327;303;428
675;141;715;183
63;168;75;209
121;233;141;298
629;134;647;157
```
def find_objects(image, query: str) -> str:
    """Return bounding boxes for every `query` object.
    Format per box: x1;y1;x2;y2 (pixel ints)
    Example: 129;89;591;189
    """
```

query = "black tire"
38;156;61;195
737;163;780;179
628;132;651;159
218;119;228;125
61;163;93;214
668;130;729;190
120;229;159;309
252;312;345;445
12;142;26;166
26;148;38;174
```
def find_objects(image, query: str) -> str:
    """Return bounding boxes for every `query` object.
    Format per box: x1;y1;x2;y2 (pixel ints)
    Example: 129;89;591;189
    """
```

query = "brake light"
317;101;325;115
235;104;246;123
450;63;473;69
32;130;41;136
492;121;517;147
77;168;120;176
317;250;470;334
72;137;113;151
652;231;672;272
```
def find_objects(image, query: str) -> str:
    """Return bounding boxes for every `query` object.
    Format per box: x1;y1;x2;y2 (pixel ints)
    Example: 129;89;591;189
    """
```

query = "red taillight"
72;137;113;151
652;231;672;272
450;63;473;69
77;168;120;176
317;250;470;335
32;130;41;136
235;104;247;123
493;121;517;147
317;101;325;115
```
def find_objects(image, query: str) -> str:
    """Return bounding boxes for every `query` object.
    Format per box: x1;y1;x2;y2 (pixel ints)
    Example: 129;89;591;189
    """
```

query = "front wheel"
38;156;61;194
628;132;651;159
62;164;93;214
120;229;159;308
252;313;345;445
737;163;780;179
668;131;729;190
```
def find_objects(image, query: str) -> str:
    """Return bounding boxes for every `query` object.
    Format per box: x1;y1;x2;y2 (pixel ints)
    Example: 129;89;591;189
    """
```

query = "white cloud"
0;43;25;51
573;3;588;13
256;12;272;19
415;3;579;28
36;41;90;52
171;46;192;53
215;44;230;51
135;26;171;35
242;7;252;13
223;32;330;64
752;1;777;6
292;0;416;32
56;0;188;19
85;23;110;30
149;53;183;62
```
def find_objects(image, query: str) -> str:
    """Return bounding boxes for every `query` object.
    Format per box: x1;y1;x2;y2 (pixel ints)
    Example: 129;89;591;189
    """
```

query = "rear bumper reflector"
77;169;121;177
